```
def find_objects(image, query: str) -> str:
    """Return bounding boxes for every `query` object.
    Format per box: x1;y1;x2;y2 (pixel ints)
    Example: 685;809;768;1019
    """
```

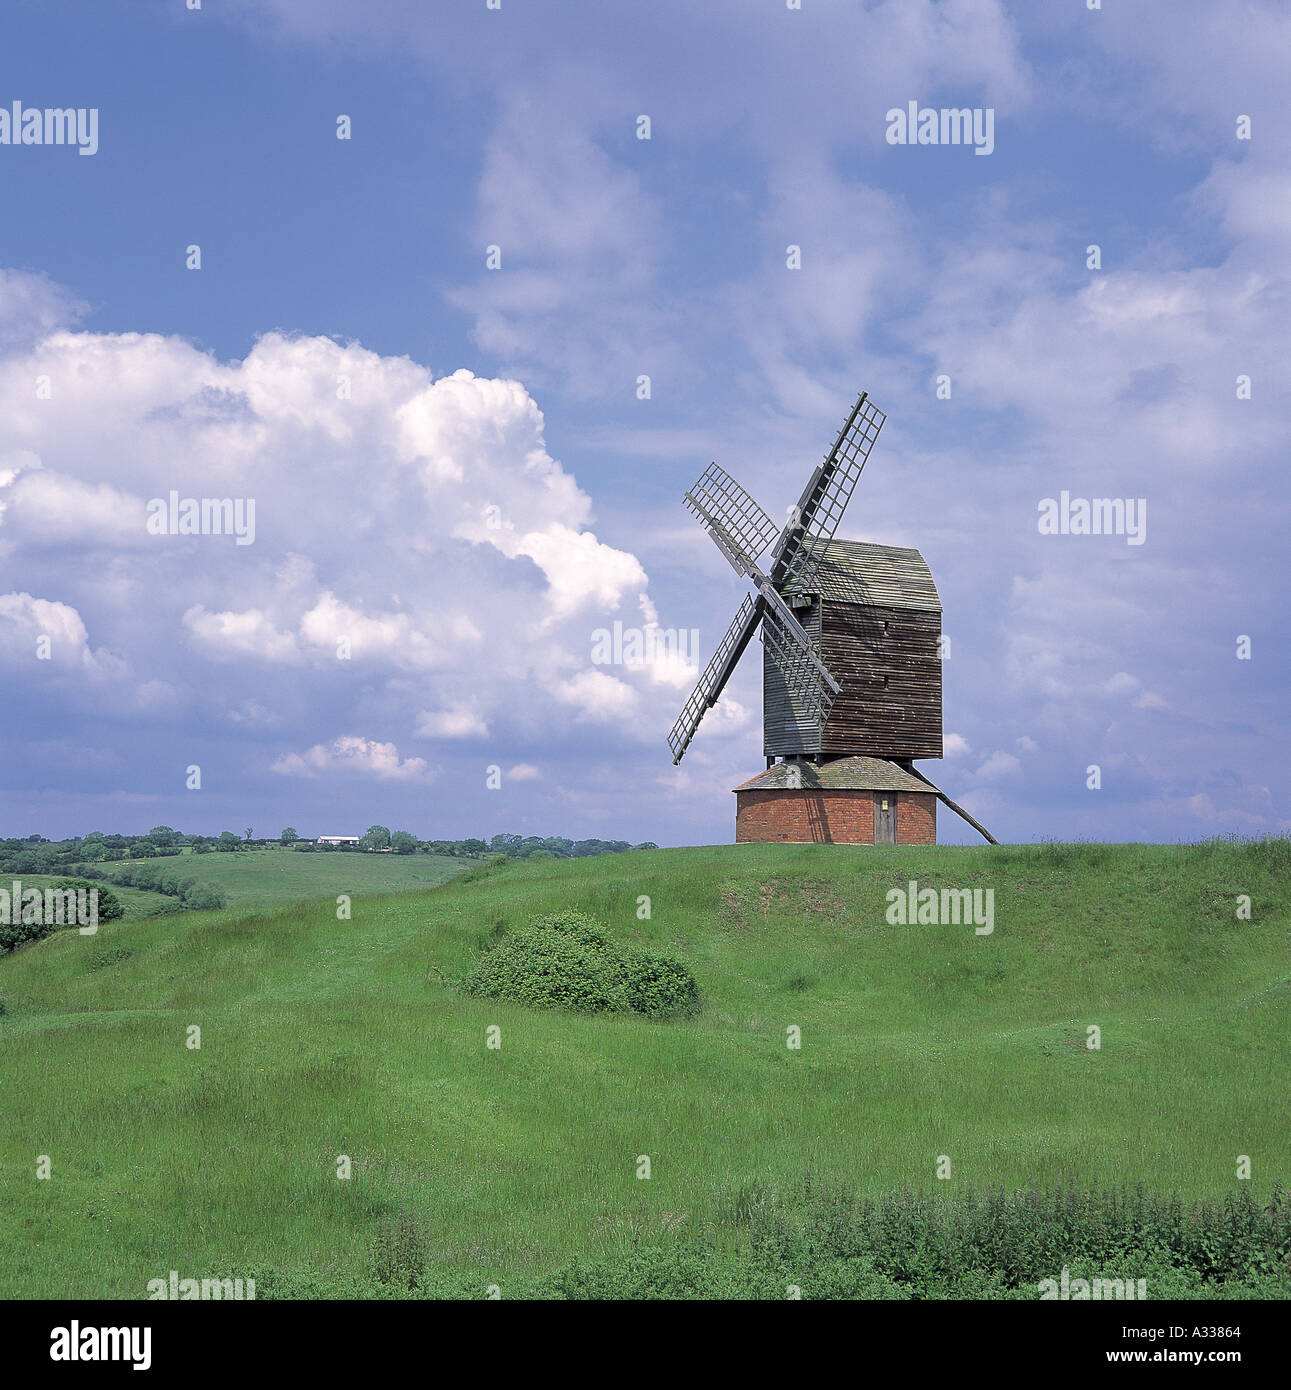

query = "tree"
244;827;254;842
390;830;418;855
460;838;487;858
217;831;242;852
280;827;299;845
55;879;124;923
148;825;179;847
360;825;391;851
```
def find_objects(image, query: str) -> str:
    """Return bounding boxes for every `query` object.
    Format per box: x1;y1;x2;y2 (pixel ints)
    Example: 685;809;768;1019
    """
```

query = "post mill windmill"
668;387;996;846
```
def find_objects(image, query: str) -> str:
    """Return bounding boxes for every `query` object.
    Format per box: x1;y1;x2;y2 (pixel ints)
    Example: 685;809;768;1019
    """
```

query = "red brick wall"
897;792;937;846
734;789;936;845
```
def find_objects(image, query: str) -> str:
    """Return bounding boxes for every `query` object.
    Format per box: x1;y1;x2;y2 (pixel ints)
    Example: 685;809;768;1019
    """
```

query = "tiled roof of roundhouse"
733;756;935;794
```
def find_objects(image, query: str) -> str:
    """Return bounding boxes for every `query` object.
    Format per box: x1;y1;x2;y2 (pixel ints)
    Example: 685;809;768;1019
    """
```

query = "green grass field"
83;846;469;909
1;839;1287;1298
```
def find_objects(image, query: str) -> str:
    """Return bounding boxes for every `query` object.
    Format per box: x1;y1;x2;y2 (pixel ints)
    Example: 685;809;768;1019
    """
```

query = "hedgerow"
72;862;226;910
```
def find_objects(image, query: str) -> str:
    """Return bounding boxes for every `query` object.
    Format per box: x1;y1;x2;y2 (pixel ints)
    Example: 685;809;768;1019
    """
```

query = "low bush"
620;944;702;1019
0;917;50;954
0;879;123;953
462;909;700;1019
53;878;124;923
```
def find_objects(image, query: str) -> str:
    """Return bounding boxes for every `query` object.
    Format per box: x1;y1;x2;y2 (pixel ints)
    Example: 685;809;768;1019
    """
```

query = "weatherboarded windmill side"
767;540;942;762
668;387;996;847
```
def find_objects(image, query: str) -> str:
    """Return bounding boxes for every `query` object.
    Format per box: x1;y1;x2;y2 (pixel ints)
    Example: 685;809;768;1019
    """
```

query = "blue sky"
1;0;1286;846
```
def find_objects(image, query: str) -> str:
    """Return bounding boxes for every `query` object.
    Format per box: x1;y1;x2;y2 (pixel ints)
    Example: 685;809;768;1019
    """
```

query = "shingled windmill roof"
782;540;941;611
733;756;934;794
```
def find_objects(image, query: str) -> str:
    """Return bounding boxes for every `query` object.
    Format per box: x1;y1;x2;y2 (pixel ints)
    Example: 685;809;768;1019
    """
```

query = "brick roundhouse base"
735;788;937;845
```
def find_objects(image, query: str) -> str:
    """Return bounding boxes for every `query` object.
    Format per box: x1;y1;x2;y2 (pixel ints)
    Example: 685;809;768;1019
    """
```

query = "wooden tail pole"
904;765;999;845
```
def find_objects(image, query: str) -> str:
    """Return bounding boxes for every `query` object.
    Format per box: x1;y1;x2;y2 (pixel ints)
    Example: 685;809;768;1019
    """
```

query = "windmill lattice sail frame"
773;391;886;586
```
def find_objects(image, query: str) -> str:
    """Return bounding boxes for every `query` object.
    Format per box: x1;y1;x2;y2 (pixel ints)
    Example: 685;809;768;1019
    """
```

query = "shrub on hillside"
53;878;124;923
0;879;124;953
0;916;52;954
620;944;702;1018
463;909;700;1018
183;887;225;910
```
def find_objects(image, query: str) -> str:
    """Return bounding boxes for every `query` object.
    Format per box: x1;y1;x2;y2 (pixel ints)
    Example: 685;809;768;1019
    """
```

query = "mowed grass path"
0;841;1287;1297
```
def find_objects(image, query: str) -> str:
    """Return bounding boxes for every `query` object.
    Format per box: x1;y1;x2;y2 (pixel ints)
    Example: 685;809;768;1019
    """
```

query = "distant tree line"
297;827;659;861
0;827;251;873
0;826;659;874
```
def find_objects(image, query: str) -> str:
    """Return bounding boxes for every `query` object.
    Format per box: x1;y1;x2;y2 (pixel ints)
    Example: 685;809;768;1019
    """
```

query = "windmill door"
874;793;897;844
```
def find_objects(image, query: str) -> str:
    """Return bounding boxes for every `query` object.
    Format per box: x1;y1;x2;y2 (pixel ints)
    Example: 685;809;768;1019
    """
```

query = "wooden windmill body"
668;389;994;846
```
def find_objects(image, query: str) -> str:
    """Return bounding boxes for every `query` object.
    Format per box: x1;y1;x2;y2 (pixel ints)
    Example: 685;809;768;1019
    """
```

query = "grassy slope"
0;840;1287;1298
82;847;468;909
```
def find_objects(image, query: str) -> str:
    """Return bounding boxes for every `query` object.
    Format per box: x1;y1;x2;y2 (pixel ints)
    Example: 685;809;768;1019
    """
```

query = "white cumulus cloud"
270;736;432;782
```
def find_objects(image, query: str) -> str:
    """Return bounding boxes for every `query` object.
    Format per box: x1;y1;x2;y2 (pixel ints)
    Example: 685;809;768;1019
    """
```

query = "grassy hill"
1;839;1288;1299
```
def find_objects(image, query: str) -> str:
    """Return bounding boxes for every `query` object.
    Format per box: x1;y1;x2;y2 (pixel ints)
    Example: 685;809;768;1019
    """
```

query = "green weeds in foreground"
250;1181;1291;1299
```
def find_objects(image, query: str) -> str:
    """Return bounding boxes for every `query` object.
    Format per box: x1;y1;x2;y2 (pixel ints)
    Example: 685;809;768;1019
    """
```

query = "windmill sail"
667;593;764;764
758;584;840;758
757;583;840;701
684;464;780;578
772;390;886;586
